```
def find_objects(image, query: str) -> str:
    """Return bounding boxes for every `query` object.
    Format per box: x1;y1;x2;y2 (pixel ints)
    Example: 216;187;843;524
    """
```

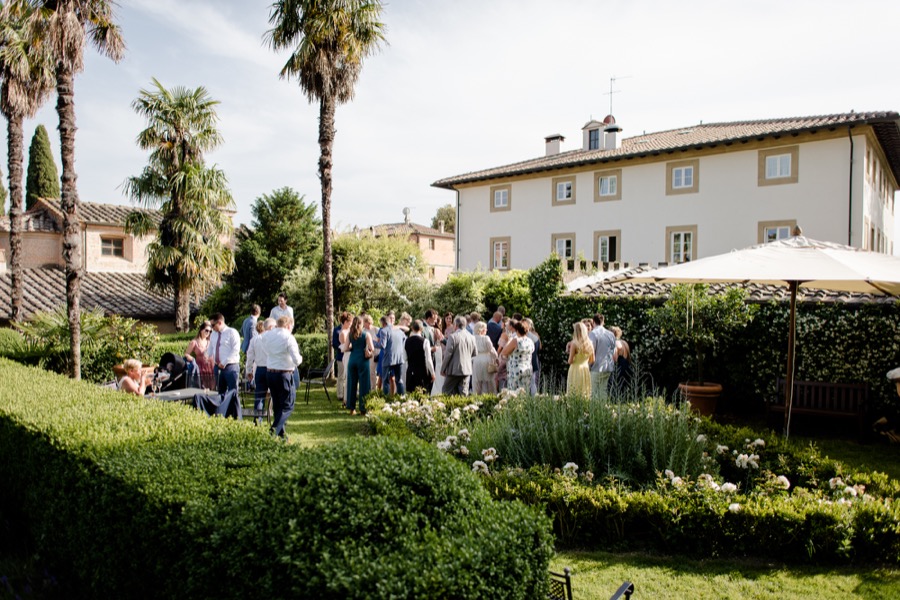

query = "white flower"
844;486;858;497
721;483;737;493
728;503;741;513
471;461;490;475
829;477;844;490
562;462;578;476
775;475;791;490
458;446;469;456
671;476;684;487
751;438;765;448
716;445;729;455
664;469;675;480
445;435;458;445
482;447;499;463
695;434;707;443
436;441;451;452
382;405;393;414
457;429;470;441
450;408;461;421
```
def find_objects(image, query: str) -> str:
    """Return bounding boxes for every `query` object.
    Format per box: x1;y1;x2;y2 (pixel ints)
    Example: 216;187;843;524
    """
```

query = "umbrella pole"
783;281;798;439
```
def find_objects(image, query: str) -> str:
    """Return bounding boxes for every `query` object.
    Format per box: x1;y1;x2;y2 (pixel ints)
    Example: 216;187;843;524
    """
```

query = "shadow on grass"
283;385;369;447
552;549;900;599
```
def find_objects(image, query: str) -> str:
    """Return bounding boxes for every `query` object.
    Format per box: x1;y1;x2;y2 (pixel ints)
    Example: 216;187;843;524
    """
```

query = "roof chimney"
603;115;621;150
438;220;445;233
544;133;565;156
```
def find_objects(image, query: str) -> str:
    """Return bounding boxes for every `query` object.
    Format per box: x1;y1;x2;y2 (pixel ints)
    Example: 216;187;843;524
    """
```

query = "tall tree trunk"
175;283;190;332
7;115;25;322
56;65;82;379
319;95;336;364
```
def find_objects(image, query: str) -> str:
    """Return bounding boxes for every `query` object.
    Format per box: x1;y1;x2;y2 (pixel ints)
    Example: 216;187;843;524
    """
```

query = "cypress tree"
25;124;60;210
0;170;7;215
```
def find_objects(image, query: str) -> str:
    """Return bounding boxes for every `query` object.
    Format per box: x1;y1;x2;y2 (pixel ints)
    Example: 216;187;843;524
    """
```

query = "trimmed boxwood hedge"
0;358;552;598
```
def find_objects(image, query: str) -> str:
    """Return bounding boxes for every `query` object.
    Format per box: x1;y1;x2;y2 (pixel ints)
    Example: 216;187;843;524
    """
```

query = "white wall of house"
457;131;896;271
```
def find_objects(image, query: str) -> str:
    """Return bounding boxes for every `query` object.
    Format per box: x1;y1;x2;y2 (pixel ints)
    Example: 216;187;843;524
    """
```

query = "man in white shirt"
269;293;294;324
246;317;276;415
206;312;241;395
260;316;303;440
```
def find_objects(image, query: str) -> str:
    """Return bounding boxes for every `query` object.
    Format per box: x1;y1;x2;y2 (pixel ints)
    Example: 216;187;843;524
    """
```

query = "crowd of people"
566;313;633;399
120;292;633;440
328;306;544;414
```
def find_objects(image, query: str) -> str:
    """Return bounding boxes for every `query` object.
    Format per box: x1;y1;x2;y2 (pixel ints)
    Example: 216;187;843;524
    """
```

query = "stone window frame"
665;224;698;263
757;219;797;244
758;145;799;186
101;236;125;258
490;236;511;271
666;159;700;195
490;184;511;212
594;168;622;202
550;232;576;260
551;176;576;206
593;229;621;263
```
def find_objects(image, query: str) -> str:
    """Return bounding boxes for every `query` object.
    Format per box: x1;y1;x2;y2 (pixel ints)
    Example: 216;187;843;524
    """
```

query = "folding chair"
239;378;271;425
302;360;334;405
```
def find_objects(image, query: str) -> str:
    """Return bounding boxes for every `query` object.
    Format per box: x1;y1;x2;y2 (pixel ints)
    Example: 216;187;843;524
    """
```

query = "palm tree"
37;0;124;379
265;0;386;359
0;0;55;323
123;79;235;332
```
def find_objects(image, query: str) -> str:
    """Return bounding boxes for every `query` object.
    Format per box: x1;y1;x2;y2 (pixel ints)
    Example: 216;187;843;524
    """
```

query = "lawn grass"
282;385;368;447
551;550;900;600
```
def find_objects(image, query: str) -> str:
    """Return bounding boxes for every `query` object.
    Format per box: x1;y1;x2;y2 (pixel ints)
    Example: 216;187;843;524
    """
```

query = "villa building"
434;111;899;271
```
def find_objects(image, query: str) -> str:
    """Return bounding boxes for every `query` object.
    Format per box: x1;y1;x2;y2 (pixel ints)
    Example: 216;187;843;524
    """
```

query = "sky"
2;0;900;231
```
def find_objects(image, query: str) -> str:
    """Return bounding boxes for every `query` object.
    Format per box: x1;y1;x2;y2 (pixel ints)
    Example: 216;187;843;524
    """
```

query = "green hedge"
528;256;900;418
0;358;551;598
482;468;900;564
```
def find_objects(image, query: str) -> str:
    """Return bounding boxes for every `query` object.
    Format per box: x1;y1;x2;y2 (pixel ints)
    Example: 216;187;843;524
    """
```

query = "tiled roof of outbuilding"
0;267;190;321
38;198;162;227
357;222;454;239
567;265;894;305
433;111;900;188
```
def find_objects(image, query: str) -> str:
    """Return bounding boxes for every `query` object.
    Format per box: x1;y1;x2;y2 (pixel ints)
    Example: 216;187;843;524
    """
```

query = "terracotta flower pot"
678;382;723;417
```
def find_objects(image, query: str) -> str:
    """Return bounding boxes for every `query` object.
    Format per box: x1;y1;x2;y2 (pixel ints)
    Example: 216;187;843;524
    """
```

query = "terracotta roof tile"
37;198;162;228
354;221;454;239
433;111;900;188
0;267;194;321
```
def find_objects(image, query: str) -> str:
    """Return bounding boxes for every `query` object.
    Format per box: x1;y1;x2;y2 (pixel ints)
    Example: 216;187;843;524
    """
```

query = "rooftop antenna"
603;75;631;115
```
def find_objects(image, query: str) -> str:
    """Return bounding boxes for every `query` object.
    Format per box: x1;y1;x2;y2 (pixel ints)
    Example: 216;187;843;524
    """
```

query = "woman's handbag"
487;360;498;374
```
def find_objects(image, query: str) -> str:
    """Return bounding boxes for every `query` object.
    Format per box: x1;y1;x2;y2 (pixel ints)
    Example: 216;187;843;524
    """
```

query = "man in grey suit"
589;313;617;399
441;315;476;396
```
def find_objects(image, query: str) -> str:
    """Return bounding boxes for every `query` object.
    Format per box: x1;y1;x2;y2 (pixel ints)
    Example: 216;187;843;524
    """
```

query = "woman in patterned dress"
184;321;215;389
501;320;534;393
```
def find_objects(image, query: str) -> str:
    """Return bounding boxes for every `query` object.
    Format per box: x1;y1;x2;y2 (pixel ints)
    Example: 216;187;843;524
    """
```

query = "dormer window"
588;129;601;150
101;237;124;257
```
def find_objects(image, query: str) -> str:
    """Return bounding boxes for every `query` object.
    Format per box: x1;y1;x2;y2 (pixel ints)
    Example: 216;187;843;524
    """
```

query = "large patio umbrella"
622;232;900;437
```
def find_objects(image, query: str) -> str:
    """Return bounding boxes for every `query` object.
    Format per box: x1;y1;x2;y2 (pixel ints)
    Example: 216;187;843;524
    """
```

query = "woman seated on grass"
120;358;152;396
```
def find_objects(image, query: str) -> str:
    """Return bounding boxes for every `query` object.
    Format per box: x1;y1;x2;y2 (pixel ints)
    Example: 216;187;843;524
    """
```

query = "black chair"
609;581;635;600
239;378;271;425
548;567;573;600
302;360;334;405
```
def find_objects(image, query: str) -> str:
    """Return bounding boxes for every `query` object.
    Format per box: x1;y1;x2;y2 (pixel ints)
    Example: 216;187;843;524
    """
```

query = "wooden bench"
768;378;868;436
548;567;634;600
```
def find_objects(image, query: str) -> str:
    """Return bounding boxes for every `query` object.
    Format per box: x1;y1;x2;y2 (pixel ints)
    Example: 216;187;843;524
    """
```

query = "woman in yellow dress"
566;322;594;397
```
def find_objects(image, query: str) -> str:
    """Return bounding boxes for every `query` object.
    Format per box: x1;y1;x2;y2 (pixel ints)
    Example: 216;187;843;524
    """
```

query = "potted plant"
651;284;755;416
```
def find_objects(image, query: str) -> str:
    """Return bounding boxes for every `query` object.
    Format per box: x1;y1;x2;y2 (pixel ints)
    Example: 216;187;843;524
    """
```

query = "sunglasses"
203;328;212;332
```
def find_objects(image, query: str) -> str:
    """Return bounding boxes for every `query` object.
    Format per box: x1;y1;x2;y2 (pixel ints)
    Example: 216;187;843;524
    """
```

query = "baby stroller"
156;352;187;392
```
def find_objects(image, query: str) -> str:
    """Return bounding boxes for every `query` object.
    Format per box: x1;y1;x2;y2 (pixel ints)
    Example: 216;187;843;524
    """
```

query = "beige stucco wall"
456;132;889;271
415;234;455;283
83;225;151;273
0;232;63;271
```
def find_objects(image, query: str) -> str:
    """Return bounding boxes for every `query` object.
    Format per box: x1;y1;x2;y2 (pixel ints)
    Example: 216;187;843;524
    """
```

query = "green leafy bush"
296;333;327;370
12;307;159;382
0;327;25;355
198;436;554;599
470;393;713;486
0;358;551;597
